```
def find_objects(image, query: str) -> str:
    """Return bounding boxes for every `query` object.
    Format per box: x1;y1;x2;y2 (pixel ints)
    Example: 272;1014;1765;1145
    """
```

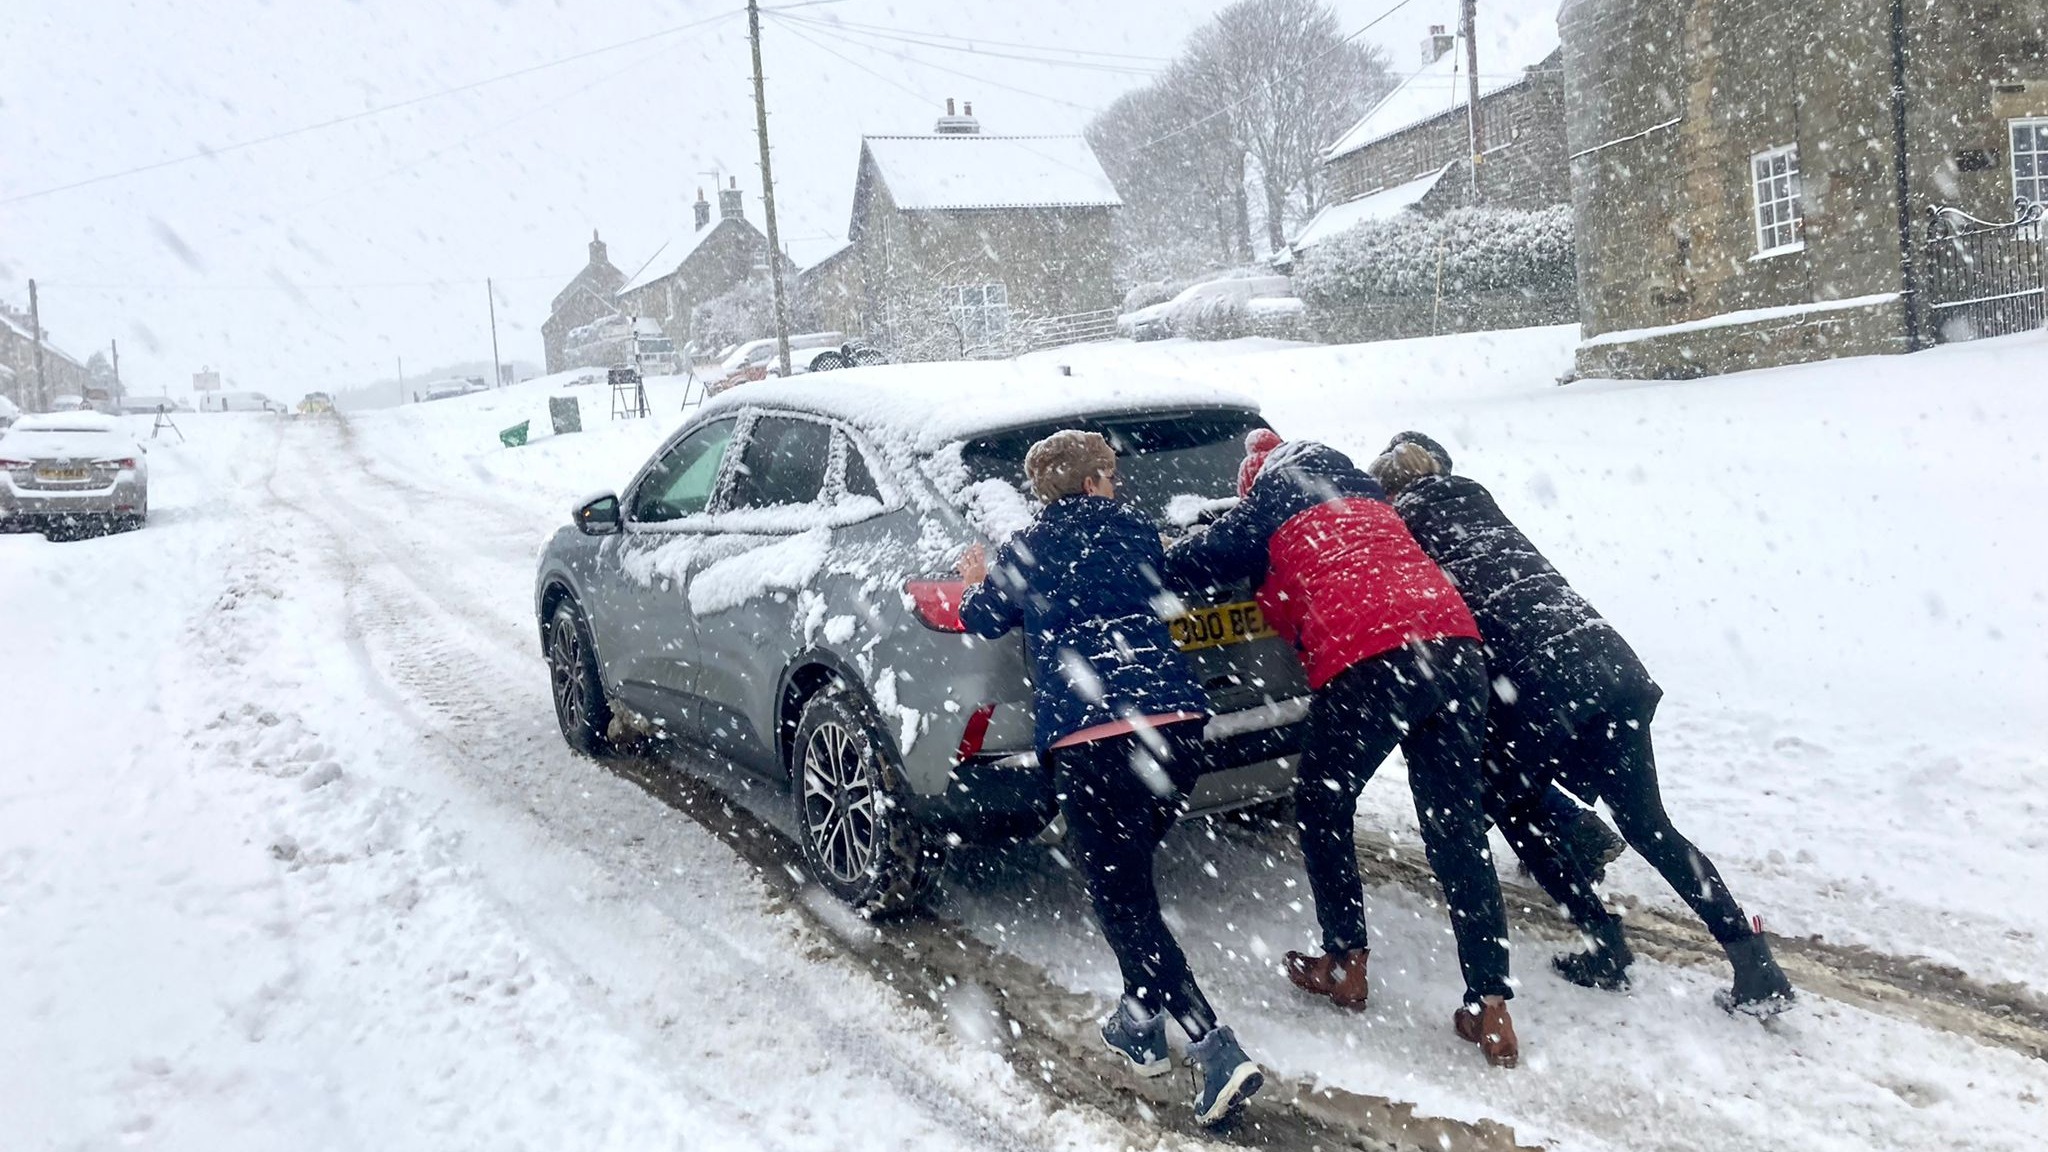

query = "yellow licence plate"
1171;600;1277;652
37;467;89;481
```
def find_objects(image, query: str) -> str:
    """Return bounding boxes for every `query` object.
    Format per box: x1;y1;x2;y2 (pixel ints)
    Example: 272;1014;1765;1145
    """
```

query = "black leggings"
1295;639;1512;1002
1491;702;1754;946
1051;721;1218;1039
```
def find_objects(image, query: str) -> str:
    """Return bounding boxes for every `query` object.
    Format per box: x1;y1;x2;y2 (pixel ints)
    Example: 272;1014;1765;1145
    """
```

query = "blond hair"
1023;429;1117;502
1369;440;1444;494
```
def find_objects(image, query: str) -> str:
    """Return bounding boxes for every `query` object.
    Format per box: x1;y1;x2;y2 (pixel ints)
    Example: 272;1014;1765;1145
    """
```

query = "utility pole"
397;355;405;405
111;338;122;401
28;278;46;412
747;0;793;378
487;278;504;389
1461;0;1484;200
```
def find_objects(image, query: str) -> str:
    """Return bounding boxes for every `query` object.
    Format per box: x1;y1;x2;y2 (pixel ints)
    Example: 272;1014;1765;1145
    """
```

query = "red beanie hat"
1238;428;1285;497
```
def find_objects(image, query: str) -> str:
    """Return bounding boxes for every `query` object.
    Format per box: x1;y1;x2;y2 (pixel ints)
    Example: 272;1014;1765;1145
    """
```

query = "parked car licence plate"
1171;600;1277;651
36;466;89;481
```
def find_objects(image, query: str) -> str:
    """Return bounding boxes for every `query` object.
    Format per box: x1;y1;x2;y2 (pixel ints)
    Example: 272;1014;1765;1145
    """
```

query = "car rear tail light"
952;703;997;763
905;579;968;633
0;458;30;470
97;458;139;470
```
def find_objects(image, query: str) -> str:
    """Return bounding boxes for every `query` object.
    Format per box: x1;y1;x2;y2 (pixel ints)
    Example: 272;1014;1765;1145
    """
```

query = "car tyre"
546;598;615;757
790;686;940;916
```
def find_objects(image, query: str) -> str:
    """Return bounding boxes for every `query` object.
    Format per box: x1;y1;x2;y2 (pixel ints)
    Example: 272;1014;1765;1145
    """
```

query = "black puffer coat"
1389;467;1659;753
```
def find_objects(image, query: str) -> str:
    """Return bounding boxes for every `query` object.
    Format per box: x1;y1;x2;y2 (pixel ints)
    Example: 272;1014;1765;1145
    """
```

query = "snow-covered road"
6;328;2047;1152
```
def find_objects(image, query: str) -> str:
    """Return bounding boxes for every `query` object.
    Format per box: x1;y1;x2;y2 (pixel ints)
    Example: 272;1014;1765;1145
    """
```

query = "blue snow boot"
1100;997;1170;1078
1185;1025;1263;1126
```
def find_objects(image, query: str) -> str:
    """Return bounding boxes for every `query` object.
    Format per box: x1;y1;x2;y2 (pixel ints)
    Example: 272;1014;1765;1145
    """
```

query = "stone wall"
1562;0;2048;380
1307;286;1578;347
1325;51;1569;213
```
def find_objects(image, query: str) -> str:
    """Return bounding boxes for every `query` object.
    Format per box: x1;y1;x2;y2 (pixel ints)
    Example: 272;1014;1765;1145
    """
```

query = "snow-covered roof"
698;360;1254;453
0;311;83;367
861;135;1122;212
618;218;757;296
1290;163;1455;249
1323;15;1561;162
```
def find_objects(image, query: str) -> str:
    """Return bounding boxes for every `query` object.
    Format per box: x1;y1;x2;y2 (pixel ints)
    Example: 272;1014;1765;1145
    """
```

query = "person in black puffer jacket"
1369;432;1795;1017
959;430;1263;1125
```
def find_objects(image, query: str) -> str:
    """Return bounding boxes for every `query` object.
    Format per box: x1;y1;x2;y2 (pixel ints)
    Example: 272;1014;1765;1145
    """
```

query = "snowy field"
4;331;2045;1151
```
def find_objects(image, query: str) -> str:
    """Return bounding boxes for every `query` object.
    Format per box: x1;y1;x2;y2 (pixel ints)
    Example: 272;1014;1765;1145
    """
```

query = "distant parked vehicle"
1118;275;1296;342
566;315;681;377
418;379;475;403
299;391;336;415
0;412;150;533
763;341;891;378
708;332;847;395
199;391;285;413
115;396;190;416
50;395;88;412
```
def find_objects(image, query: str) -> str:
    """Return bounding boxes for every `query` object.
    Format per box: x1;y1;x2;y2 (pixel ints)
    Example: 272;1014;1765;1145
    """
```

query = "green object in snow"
499;420;530;448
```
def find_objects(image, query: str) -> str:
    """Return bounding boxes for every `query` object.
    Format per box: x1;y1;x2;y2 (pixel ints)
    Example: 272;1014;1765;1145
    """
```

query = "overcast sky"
1;0;1550;398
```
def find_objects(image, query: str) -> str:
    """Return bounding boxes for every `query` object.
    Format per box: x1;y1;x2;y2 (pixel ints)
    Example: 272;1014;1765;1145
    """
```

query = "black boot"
1561;809;1626;885
1714;933;1796;1017
1551;919;1633;990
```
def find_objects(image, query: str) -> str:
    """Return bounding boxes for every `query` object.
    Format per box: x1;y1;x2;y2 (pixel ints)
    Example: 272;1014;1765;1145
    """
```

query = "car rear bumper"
911;702;1308;844
0;478;145;519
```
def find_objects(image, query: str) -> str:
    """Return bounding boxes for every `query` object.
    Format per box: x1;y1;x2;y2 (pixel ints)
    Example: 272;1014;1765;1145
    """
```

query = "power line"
778;14;1171;63
1;8;737;206
36;273;568;293
763;11;1106;113
772;13;1165;73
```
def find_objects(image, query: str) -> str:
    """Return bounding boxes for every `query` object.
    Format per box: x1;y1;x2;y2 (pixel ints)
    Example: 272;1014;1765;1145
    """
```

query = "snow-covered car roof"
697;361;1259;453
9;411;122;433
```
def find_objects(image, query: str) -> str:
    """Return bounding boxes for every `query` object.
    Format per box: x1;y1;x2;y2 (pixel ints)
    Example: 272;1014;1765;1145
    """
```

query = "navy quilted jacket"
959;495;1209;753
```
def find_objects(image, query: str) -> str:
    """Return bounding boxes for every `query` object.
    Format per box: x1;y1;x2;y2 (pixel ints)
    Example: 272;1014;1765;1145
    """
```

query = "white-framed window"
1750;144;1804;258
2013;118;2048;208
946;283;1010;350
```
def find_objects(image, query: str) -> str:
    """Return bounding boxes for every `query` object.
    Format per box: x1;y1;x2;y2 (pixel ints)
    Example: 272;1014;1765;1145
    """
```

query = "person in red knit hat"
1164;429;1520;1068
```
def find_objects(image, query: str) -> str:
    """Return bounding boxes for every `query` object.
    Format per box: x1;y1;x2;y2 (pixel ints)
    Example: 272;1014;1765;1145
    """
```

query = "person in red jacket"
1165;430;1519;1067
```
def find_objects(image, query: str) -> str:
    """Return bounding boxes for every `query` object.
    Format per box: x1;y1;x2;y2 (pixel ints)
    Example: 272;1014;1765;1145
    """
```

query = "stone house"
541;232;626;374
1563;0;2048;380
821;102;1124;360
615;180;793;349
1293;17;1568;253
0;303;90;411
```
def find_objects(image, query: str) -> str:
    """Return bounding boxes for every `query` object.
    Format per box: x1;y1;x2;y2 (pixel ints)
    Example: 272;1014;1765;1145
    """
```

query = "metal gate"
1922;200;2045;344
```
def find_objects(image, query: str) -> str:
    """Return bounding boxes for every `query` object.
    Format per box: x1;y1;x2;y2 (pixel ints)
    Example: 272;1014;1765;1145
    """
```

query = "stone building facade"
540;232;626;374
614;181;792;349
1564;0;2048;380
820;106;1123;361
0;303;90;411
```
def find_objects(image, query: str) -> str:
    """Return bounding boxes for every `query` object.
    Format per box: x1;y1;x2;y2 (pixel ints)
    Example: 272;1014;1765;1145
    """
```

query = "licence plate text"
1171;600;1277;651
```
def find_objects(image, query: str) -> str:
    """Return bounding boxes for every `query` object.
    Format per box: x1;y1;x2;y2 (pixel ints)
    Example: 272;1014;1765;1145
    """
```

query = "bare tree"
1180;0;1392;251
1088;68;1250;280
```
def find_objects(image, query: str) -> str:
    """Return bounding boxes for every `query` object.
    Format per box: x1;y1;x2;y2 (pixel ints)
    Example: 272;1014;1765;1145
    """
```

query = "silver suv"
534;365;1310;913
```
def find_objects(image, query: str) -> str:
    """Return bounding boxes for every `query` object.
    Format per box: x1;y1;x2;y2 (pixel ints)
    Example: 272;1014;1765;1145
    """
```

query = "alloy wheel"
801;720;879;884
548;612;588;734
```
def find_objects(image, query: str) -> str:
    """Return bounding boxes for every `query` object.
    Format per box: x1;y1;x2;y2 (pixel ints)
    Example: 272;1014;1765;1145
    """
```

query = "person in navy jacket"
1371;432;1795;1016
959;429;1263;1125
1164;429;1520;1067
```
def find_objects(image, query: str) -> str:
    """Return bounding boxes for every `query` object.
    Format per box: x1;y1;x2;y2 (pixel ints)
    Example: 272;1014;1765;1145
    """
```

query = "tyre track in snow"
261;423;1079;1152
303;417;1549;1149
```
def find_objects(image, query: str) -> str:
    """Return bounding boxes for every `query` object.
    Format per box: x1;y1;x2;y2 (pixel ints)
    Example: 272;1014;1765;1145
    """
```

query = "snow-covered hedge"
1295;205;1576;304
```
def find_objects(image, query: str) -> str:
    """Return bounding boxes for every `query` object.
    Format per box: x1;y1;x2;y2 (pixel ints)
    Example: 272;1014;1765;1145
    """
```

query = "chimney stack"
1422;24;1457;65
935;97;982;135
693;187;711;231
718;175;744;221
589;229;608;264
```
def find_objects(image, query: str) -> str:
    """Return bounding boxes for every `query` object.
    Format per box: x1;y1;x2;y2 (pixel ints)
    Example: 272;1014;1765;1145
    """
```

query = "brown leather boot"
1283;947;1369;1009
1453;997;1519;1068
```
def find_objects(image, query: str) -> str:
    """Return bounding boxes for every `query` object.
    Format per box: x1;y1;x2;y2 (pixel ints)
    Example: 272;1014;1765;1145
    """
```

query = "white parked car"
1118;275;1296;342
0;412;150;533
199;390;285;413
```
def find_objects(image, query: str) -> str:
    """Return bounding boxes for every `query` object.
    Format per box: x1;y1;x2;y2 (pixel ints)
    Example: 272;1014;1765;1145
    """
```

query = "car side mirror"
576;493;622;536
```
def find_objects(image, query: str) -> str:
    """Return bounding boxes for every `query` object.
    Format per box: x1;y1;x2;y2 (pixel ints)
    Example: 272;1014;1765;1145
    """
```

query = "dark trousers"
1295;638;1512;1002
1491;699;1754;946
1051;721;1218;1038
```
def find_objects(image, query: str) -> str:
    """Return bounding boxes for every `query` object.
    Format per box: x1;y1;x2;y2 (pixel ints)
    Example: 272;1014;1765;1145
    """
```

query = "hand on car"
958;542;988;585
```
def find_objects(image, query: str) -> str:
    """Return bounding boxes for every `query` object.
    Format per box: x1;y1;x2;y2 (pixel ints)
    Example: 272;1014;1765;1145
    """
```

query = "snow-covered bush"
1294;205;1576;304
1121;279;1186;314
1174;294;1253;341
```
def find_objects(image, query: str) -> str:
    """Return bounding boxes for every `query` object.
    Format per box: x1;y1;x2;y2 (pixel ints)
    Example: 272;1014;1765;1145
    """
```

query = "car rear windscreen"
956;409;1267;525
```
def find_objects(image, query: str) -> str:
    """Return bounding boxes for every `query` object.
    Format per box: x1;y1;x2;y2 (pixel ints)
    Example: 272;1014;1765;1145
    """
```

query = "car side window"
727;416;832;510
841;436;882;502
630;418;737;523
